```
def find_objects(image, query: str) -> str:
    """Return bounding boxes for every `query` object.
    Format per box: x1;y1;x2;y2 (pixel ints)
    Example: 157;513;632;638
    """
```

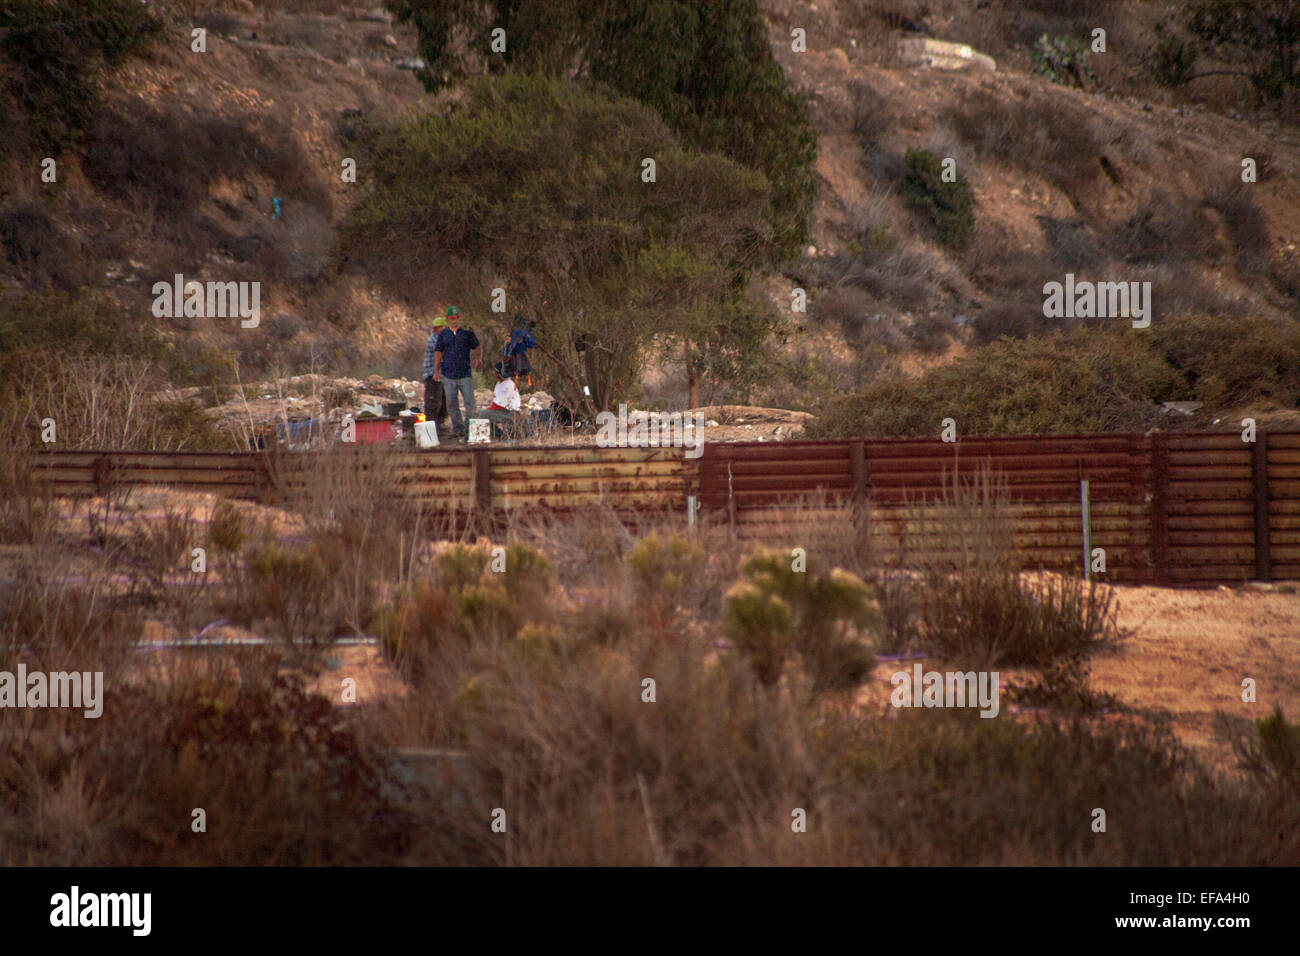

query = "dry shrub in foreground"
221;447;433;654
383;572;1293;863
0;507;1295;864
369;534;1297;865
900;467;1121;669
0;663;410;865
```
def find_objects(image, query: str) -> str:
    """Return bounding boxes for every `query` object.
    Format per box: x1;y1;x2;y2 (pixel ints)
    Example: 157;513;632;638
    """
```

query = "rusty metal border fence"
31;431;1300;586
696;432;1300;586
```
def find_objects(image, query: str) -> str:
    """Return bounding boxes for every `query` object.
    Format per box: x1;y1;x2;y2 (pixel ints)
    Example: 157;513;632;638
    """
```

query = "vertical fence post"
726;461;736;532
687;494;697;528
1253;431;1272;581
1149;432;1171;586
472;447;491;513
1080;477;1092;582
850;439;866;505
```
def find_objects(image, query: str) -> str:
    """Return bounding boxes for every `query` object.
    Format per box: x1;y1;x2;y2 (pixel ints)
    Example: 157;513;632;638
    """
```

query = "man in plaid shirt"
422;314;448;430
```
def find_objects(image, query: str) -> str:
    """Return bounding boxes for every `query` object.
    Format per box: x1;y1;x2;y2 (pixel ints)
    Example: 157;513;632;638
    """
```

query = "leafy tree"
385;0;816;265
337;74;773;415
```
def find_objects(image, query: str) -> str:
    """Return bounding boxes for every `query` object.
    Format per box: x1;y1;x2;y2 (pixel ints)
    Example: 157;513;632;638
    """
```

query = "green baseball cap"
445;306;460;317
433;316;446;328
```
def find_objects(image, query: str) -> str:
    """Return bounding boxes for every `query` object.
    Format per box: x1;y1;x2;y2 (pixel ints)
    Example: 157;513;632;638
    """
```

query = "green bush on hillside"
0;0;163;156
339;73;774;416
386;0;816;264
1032;34;1096;88
899;148;974;248
810;313;1300;438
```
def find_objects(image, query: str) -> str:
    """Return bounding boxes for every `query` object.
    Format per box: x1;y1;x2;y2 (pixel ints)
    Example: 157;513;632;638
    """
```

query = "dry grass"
0;453;1297;864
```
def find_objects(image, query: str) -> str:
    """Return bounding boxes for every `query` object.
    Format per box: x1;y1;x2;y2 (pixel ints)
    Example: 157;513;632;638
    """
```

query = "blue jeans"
441;375;475;434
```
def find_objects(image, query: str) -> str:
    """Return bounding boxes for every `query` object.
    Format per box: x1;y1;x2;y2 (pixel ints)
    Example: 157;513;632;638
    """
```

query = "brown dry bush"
1;351;235;451
229;446;433;652
225;531;353;652
0;201;95;291
1204;182;1271;272
897;468;1120;668
1;496;1295;865
0;665;409;865
120;504;212;636
969;301;1055;344
0;424;57;545
85;103;333;220
0;565;143;676
1108;189;1215;264
380;534;1291;864
945;90;1101;190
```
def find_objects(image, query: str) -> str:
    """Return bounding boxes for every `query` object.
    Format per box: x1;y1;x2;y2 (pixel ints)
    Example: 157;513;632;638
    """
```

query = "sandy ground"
1089;583;1300;772
855;581;1300;775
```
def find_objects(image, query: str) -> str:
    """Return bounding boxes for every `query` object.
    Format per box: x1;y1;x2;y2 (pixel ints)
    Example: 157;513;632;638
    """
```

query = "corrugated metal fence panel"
699;432;1300;585
733;500;1151;582
864;434;1148;503
32;450;271;500
30;432;1300;585
1269;433;1300;579
698;441;851;508
1163;434;1256;583
490;446;687;511
269;450;477;507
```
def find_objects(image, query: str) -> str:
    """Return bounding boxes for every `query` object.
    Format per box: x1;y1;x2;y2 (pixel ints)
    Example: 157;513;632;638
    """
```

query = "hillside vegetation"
0;0;1297;437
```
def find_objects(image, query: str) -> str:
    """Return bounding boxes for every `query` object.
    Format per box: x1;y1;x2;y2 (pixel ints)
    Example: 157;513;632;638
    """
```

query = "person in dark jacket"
432;305;482;438
502;316;537;387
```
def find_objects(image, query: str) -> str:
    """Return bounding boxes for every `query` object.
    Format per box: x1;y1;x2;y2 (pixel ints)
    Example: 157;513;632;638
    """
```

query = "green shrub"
234;539;348;649
899;148;974;248
1231;706;1300;789
724;547;877;693
388;0;817;263
207;500;246;556
0;0;163;156
340;72;774;414
374;578;449;681
1151;312;1300;410
808;312;1300;440
627;531;707;600
1031;34;1096;88
381;542;557;680
808;325;1183;438
0;288;174;365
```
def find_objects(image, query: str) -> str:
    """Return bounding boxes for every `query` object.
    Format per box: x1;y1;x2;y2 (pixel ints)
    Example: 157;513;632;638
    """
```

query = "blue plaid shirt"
422;329;445;381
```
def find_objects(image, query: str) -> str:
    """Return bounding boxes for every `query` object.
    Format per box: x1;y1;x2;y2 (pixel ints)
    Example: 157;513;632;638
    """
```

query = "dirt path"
1092;583;1300;774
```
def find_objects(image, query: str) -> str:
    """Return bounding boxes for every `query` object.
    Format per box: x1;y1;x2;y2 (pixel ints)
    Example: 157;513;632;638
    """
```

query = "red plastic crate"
353;417;399;445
